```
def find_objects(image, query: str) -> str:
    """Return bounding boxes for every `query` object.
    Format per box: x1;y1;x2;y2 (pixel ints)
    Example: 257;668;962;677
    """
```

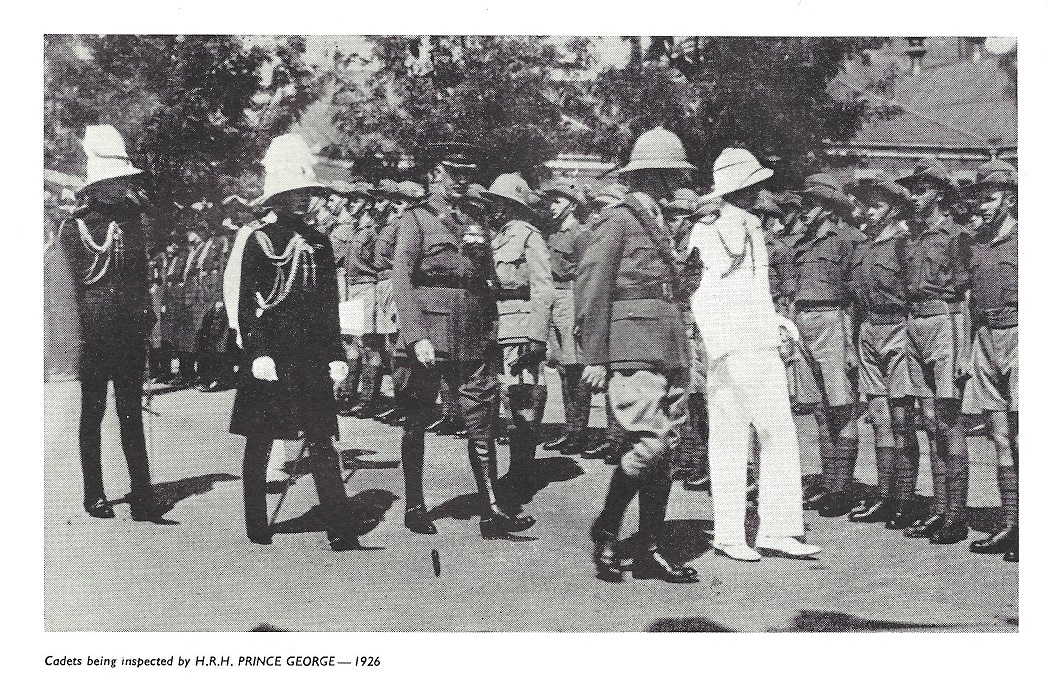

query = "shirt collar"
874;221;901;244
991;218;1018;245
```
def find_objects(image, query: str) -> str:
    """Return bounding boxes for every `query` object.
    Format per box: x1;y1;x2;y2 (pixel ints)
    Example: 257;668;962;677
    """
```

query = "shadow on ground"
272;489;399;537
647;610;978;632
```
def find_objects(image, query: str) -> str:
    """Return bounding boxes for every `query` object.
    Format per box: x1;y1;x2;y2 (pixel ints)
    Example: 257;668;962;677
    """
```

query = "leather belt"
412;273;480;290
910;300;961;317
614;282;673;302
496;286;531;301
553;280;573;290
795;300;842;312
976;306;1018;329
864;311;905;325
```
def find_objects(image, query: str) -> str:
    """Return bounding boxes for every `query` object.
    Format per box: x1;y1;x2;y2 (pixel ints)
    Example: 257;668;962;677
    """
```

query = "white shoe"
713;543;762;562
755;536;822;558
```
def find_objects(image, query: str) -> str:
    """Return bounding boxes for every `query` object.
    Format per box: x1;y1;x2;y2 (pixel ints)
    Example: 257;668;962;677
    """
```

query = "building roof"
831;39;1016;151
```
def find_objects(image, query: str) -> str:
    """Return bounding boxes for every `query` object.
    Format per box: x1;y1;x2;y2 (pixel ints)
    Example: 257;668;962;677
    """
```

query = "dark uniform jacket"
60;205;153;348
195;234;233;354
792;218;855;308
906;215;971;308
765;231;796;309
576;192;688;372
229;216;345;439
392;192;497;362
848;224;910;321
968;224;1017;329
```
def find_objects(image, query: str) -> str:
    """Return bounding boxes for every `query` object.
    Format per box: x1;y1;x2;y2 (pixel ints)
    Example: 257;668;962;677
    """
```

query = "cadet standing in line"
60;125;163;520
227;133;362;551
964;160;1018;563
391;143;535;539
539;181;592;456
792;173;862;518
843;176;919;527
580;127;698;583
483;173;554;482
192;205;235;391
895;158;972;544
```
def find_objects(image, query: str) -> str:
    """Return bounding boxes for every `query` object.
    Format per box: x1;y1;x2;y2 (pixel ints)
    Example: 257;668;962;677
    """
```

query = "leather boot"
590;525;623;582
632;467;697;583
84;497;115;519
970;525;1017;554
885;501;921;530
904;513;946;538
848;497;893;523
929;518;968;544
590;467;642;581
469;439;535;538
401;430;436;534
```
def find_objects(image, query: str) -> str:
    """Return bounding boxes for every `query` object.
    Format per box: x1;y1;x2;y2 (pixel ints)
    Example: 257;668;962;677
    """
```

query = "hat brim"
798;184;855;212
82;167;143;190
964;178;1017;196
481;190;537;217
895;171;959;197
703;167;775;201
255;181;327;206
614;160;697;174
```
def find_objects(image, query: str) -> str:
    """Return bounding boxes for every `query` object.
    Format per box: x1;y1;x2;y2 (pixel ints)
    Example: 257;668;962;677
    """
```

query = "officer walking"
483;173;554;481
581;127;698;583
227;133;363;550
61;125;162;520
391;142;535;539
895;157;972;544
964;160;1018;562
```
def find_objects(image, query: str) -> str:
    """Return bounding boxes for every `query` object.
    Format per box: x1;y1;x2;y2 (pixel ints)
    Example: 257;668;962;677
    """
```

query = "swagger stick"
269;438;311;526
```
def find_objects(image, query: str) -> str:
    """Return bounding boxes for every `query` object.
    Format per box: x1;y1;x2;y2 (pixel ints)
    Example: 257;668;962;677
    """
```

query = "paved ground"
43;369;1017;632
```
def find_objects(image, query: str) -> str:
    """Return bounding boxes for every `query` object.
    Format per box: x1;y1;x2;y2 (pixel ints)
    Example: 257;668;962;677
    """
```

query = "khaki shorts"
795;308;853;407
858;320;911;399
342;281;376;336
374;279;398;335
965;326;1018;413
908;311;963;400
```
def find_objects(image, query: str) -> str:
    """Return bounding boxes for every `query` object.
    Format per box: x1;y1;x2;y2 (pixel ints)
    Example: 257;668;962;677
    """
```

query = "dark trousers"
393;359;497;439
78;338;152;504
241;436;356;541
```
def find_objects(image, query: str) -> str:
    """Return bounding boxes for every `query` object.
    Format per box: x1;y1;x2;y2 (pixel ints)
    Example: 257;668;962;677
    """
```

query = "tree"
326;36;595;184
44;35;325;241
576;37;889;187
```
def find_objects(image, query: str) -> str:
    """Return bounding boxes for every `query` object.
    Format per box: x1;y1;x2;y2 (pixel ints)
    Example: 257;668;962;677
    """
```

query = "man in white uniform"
689;148;822;561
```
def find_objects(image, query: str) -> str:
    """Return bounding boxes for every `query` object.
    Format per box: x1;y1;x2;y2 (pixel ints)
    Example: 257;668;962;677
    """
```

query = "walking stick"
269;438;310;526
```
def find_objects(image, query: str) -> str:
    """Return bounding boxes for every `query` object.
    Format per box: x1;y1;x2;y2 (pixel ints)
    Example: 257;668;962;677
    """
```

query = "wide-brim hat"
895;157;959;197
590;182;628;206
773;189;804;211
846;176;916;214
798;173;855;212
394;181;426;201
539;181;584;205
615;126;697;174
966;171;1018;197
256;133;325;205
703;148;774;201
663;187;700;215
81;125;143;189
753;189;785;218
371;179;401;198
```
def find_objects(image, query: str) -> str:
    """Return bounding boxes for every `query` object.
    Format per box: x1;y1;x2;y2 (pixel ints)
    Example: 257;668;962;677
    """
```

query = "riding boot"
401;429;436;533
469;438;535;538
591;466;642;581
633;465;697;582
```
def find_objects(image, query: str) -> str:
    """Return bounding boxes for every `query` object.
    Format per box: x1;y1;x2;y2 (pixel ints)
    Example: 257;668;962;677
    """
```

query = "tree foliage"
44;35;324;217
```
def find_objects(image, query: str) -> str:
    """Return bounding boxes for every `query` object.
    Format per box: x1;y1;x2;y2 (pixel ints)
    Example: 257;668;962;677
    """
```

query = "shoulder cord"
77;218;124;286
716;221;756;279
253;230;317;314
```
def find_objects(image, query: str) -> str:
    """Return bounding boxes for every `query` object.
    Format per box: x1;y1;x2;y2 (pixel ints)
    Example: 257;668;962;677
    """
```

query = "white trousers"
706;348;806;545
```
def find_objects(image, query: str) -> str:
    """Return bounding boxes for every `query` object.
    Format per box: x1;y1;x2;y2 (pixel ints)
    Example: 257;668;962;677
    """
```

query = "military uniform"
61;179;156;518
392;185;533;538
193;232;233;389
490;195;554;477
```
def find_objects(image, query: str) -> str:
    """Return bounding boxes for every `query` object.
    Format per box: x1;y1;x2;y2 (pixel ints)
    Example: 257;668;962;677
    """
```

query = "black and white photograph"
36;11;1033;652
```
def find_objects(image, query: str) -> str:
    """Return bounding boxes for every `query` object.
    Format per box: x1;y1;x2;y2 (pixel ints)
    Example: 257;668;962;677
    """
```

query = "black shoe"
966;421;988;438
424;415;446;432
496;434;509;445
970;525;1017;554
542;435;567;451
817;491;858;518
848;498;892;523
480;510;536;539
847;497;875;518
375;407;398;422
327;531;362;551
404;506;437;535
248;531;273;545
803;489;829;510
930;520;969;544
631;548;699;583
84;497;114;519
129;497;168;521
1004;546;1018;562
352;405;378;419
904;513;946;538
884;504;921;530
683;478;711;492
582;441;618;460
591;526;623;582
